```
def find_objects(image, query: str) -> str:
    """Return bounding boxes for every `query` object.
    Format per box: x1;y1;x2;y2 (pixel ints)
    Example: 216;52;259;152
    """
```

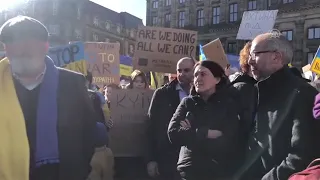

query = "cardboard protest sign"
311;46;320;75
202;38;229;68
109;89;154;157
85;42;120;87
236;10;278;40
133;26;197;73
48;42;85;67
64;61;87;75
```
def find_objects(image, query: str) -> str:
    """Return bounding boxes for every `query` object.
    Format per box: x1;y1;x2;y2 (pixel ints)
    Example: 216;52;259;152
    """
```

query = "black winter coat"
147;79;182;174
237;67;320;180
167;90;241;179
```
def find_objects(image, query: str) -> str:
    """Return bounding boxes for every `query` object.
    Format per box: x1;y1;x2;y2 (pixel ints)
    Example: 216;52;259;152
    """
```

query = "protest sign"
85;42;120;87
236;10;278;40
109;89;154;157
48;42;85;67
133;26;197;73
63;61;87;75
202;38;229;68
311;46;320;75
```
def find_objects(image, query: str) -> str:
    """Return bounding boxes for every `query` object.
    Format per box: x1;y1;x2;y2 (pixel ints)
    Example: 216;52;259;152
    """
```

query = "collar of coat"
256;66;298;93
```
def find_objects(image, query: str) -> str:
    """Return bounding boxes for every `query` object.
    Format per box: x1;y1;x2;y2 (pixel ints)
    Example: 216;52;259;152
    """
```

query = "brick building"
0;0;143;56
146;0;320;67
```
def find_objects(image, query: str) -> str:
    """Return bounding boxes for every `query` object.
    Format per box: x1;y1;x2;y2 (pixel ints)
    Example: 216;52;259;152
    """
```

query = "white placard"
236;10;278;40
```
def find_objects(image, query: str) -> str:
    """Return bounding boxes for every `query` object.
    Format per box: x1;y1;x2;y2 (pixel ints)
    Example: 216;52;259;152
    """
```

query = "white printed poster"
236;10;278;40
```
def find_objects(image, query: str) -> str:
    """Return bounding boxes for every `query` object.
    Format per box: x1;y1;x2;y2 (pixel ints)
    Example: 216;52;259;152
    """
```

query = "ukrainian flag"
199;44;206;61
311;46;320;75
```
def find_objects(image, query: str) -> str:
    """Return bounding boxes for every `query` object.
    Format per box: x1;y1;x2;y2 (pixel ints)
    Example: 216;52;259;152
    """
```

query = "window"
308;27;320;39
268;0;272;7
179;0;185;3
152;1;158;8
74;29;81;39
197;9;204;27
282;30;293;41
93;16;99;26
248;0;257;10
105;21;111;30
152;16;158;26
93;33;98;41
165;14;171;22
48;25;60;35
212;7;220;24
227;42;237;54
308;52;315;64
130;29;135;38
165;0;171;6
105;38;110;42
178;11;185;27
165;14;171;27
52;0;58;16
229;3;238;22
283;0;294;4
77;5;81;19
116;25;121;33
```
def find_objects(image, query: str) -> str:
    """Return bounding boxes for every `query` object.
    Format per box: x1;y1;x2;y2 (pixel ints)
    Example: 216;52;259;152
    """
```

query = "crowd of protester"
2;15;320;180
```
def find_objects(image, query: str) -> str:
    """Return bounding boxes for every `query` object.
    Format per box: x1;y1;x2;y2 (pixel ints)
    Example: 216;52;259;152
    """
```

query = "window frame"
212;6;220;24
152;0;158;8
248;0;257;10
178;11;185;28
229;3;238;22
152;16;158;26
227;42;237;54
197;9;204;27
281;30;293;41
308;27;320;40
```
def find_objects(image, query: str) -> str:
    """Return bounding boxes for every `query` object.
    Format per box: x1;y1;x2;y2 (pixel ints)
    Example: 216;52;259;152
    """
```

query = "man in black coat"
0;16;96;180
236;32;320;180
147;57;195;180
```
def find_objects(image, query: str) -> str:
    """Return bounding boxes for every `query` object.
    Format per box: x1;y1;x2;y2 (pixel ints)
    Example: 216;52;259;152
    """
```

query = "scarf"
0;56;60;180
35;56;59;167
0;57;29;180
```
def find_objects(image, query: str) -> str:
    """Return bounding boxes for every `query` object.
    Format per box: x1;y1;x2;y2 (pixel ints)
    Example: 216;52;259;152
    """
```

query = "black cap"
0;16;49;44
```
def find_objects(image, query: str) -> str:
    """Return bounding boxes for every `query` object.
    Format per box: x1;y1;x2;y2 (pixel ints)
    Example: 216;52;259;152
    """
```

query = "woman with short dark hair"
168;60;242;180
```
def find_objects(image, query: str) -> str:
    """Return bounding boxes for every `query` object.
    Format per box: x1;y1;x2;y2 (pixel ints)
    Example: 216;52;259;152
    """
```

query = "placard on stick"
236;10;278;40
202;38;229;68
48;42;85;67
133;26;197;73
109;89;154;157
85;42;120;87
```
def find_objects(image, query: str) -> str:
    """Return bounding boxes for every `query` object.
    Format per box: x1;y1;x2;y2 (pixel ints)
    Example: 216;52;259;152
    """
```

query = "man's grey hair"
262;31;293;65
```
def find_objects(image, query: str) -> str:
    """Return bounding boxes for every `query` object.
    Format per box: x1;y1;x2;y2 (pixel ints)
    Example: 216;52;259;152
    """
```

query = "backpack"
288;159;320;180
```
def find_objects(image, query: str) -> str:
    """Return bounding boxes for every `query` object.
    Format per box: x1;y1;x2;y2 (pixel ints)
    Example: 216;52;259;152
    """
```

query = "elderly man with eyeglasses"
234;32;320;180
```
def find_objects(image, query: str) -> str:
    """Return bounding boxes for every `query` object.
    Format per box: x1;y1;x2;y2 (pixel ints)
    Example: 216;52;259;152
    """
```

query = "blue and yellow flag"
150;72;164;89
311;46;320;75
199;44;206;61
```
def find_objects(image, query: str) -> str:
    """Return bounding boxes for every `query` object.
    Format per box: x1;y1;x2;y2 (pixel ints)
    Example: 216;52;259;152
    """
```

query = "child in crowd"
87;122;114;180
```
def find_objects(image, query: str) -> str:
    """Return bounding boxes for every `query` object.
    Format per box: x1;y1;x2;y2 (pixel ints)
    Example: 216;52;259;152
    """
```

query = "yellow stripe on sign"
311;57;320;75
120;64;133;76
64;60;87;75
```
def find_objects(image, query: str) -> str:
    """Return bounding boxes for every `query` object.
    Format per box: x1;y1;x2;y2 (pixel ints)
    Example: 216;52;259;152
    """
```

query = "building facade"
0;0;143;56
84;1;143;55
146;0;320;67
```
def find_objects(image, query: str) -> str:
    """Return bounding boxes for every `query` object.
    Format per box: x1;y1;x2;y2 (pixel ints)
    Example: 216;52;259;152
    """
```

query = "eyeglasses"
249;50;277;60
